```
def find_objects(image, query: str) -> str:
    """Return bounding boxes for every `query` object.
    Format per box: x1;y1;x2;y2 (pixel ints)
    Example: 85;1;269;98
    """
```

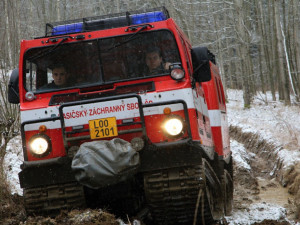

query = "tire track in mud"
229;125;300;224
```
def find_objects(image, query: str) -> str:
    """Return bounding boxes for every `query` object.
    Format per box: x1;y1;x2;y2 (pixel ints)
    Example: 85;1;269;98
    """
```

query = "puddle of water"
256;177;292;207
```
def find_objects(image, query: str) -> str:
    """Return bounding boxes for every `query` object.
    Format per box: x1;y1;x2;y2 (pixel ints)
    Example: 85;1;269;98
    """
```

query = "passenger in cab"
41;64;70;89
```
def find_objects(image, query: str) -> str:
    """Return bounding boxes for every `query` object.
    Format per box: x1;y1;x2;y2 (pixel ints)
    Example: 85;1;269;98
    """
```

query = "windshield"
24;30;181;93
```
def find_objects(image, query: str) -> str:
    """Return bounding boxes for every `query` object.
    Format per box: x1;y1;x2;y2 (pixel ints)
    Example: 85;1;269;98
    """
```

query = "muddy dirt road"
227;126;299;225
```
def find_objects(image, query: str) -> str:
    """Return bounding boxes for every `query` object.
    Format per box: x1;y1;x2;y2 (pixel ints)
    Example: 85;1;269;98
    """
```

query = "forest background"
0;0;299;162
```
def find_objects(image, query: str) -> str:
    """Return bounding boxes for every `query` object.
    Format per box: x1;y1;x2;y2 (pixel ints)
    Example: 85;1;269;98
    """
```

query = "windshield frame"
23;29;182;94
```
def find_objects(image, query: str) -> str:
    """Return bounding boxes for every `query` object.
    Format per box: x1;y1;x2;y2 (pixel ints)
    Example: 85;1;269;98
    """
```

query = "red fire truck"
8;7;233;224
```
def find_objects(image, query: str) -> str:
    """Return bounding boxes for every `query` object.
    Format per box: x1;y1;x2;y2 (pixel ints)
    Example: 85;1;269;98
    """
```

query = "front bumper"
19;140;210;189
139;139;205;171
19;156;76;189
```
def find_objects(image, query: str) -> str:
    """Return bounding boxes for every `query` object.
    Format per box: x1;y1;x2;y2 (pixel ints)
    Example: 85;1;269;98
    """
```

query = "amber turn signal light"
39;125;47;133
163;107;171;115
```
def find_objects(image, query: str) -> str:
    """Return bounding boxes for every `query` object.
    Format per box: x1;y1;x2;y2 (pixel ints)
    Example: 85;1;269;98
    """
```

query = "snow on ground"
230;139;252;171
228;202;288;225
227;89;300;169
3;135;23;195
3;89;300;224
227;89;300;147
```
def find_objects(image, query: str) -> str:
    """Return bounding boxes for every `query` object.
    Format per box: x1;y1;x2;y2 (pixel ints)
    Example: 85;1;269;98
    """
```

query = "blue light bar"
52;22;83;35
131;11;167;25
46;7;169;37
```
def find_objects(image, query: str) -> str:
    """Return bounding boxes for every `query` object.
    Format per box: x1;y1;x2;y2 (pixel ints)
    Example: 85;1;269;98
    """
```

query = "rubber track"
24;182;86;215
144;165;213;225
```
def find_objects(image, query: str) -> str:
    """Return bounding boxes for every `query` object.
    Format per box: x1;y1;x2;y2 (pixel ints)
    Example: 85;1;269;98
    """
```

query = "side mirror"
191;47;215;82
8;68;20;104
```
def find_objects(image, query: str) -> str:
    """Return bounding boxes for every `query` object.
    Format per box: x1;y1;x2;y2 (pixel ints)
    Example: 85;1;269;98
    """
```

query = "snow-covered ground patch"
227;89;300;151
230;139;252;171
227;202;288;225
3;135;23;195
228;89;300;172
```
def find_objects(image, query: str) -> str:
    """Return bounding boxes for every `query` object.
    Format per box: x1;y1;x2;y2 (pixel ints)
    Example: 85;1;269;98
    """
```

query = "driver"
145;47;171;75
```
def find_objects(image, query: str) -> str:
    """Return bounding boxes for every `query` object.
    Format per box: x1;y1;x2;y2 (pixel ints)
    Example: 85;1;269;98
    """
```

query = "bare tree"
274;0;290;105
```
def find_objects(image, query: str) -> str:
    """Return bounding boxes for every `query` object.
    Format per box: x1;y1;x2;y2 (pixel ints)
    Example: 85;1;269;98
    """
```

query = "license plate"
89;117;118;139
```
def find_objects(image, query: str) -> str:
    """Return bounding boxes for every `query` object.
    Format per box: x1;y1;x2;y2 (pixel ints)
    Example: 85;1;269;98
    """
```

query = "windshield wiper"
106;24;152;52
27;36;71;61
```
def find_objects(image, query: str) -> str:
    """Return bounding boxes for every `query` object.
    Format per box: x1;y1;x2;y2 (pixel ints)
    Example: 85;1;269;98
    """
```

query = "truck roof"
42;7;170;38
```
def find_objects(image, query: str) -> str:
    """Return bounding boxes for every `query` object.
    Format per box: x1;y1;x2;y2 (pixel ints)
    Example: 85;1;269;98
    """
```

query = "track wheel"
194;162;223;224
24;182;86;215
193;186;216;225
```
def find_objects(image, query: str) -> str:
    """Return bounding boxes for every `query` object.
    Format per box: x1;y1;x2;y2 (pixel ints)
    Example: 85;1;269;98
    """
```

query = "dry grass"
0;170;26;224
274;116;300;150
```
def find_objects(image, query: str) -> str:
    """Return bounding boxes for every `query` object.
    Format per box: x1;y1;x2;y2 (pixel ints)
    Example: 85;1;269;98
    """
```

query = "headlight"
25;91;36;101
28;134;51;157
169;63;185;81
163;117;184;137
170;68;185;80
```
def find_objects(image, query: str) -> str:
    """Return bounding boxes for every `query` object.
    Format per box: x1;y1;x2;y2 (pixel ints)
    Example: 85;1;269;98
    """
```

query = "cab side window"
25;61;37;92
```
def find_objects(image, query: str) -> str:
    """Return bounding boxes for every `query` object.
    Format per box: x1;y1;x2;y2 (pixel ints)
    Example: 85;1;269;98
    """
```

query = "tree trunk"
4;0;13;68
56;0;61;21
234;0;251;107
291;0;300;100
274;0;290;105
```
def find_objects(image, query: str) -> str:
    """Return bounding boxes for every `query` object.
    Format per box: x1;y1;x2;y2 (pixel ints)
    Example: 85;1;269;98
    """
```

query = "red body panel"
202;62;230;158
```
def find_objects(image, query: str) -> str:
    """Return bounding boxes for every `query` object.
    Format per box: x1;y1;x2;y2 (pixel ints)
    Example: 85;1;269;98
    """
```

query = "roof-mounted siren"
46;20;83;36
45;7;169;36
130;9;169;25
